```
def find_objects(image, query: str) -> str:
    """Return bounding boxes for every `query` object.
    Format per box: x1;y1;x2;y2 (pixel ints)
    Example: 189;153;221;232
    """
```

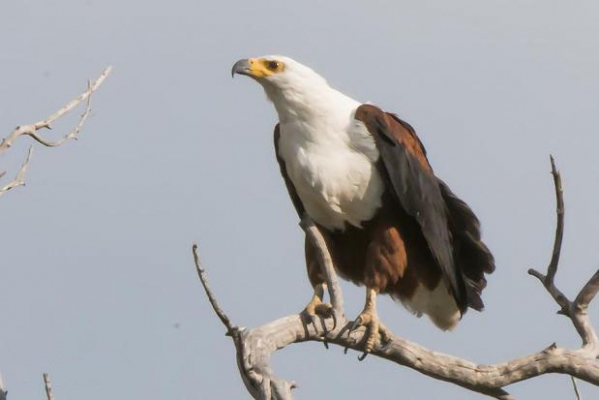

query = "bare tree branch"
528;156;570;314
546;155;565;284
195;157;599;399
528;157;599;351
191;244;296;399
43;374;54;400
0;146;33;197
0;66;112;195
0;66;112;154
192;244;235;334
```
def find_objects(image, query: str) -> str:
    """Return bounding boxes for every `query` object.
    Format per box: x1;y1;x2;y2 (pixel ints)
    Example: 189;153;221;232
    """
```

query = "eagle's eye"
267;61;281;70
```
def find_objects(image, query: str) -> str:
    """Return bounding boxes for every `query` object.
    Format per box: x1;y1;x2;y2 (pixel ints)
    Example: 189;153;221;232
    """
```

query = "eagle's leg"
351;288;392;359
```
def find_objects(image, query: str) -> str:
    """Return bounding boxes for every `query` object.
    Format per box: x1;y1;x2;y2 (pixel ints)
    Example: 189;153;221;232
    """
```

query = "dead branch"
43;374;54;400
528;157;599;352
192;244;296;398
0;66;112;195
0;147;32;197
0;66;112;153
195;157;599;399
192;244;235;334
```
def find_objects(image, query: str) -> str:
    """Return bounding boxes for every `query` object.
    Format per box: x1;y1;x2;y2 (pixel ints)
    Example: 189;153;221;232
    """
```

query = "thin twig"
0;66;111;197
0;146;33;197
547;155;565;283
192;244;294;399
528;156;570;314
43;374;54;400
192;244;235;334
0;66;112;154
25;80;94;148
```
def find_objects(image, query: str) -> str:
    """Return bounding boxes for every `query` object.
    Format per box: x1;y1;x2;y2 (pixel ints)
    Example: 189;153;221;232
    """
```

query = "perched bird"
232;56;495;355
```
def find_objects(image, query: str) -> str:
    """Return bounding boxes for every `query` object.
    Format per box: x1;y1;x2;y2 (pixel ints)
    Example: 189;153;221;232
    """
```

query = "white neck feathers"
261;74;359;125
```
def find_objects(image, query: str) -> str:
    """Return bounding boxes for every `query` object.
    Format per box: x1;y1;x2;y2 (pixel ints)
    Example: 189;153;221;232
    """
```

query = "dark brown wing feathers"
355;104;494;313
438;179;495;310
355;104;465;309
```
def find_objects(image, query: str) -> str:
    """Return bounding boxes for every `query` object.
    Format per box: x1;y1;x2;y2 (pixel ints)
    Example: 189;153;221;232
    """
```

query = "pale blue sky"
1;1;598;399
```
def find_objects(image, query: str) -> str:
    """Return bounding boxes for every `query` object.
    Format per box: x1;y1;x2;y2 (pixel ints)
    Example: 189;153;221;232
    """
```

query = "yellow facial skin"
246;58;285;78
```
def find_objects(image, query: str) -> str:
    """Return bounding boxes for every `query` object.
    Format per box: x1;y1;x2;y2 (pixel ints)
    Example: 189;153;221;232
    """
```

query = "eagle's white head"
231;55;327;93
232;55;356;122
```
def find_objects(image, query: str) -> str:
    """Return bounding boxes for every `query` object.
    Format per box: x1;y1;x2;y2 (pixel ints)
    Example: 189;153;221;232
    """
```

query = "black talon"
344;347;349;354
350;317;362;332
330;310;338;331
358;352;369;361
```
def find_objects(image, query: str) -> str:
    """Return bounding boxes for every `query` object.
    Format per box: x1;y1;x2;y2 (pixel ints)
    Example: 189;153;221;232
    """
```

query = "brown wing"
355;104;467;312
437;179;495;310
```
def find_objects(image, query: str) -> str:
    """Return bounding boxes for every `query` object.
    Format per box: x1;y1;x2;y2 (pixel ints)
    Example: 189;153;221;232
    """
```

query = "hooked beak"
231;59;251;78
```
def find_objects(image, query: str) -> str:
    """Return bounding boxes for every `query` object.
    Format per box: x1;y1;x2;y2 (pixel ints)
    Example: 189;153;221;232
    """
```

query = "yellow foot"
349;304;392;360
302;284;337;332
304;298;334;317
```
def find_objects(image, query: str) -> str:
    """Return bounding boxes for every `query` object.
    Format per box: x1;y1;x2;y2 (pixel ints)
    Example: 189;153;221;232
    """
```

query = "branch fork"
194;156;599;399
0;66;112;197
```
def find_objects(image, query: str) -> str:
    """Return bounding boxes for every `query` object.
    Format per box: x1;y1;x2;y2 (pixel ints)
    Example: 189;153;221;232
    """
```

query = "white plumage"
405;282;461;330
262;57;384;230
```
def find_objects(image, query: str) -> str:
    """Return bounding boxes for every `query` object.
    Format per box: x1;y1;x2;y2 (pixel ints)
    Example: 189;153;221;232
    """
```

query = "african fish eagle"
232;56;495;355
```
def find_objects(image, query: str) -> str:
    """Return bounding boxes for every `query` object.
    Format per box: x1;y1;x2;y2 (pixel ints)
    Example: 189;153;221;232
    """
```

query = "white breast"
277;112;384;231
